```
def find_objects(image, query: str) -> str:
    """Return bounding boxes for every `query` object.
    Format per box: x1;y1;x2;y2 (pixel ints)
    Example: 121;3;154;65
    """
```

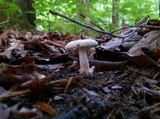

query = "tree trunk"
16;0;36;26
3;0;36;28
112;0;120;29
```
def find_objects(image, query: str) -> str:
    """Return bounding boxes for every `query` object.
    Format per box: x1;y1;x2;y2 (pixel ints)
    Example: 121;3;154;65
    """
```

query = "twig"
0;20;9;28
0;20;9;25
49;10;137;38
47;12;51;33
111;24;160;33
80;13;105;31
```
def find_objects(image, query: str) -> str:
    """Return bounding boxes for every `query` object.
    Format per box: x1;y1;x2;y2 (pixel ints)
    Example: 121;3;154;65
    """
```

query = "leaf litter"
0;18;160;119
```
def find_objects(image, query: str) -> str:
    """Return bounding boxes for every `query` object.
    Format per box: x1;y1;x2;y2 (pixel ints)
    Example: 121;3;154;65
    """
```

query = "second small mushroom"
65;39;98;76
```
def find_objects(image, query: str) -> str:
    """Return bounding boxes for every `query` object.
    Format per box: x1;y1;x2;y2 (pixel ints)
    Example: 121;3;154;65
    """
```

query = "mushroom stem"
78;48;90;75
65;39;98;76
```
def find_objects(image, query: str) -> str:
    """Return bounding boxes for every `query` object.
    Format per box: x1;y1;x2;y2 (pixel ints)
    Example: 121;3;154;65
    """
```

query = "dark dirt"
6;64;159;119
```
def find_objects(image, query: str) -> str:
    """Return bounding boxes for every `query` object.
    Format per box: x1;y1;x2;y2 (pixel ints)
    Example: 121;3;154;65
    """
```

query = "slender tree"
112;0;120;29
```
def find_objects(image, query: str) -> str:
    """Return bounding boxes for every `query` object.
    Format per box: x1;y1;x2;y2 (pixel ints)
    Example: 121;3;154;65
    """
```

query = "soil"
6;65;159;119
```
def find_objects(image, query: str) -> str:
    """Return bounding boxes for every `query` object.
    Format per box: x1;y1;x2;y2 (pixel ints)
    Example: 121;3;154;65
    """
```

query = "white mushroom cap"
65;39;98;50
65;39;98;76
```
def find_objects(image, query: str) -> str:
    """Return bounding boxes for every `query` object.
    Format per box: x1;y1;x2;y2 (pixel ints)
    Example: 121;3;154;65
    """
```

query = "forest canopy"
0;0;159;34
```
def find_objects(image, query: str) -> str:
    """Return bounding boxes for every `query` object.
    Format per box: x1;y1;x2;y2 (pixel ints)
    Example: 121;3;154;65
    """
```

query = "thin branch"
80;14;105;31
0;20;9;25
49;10;137;38
111;24;160;33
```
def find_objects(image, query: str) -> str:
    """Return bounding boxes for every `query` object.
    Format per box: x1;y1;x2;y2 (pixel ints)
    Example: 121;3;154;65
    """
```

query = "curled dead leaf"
37;102;56;116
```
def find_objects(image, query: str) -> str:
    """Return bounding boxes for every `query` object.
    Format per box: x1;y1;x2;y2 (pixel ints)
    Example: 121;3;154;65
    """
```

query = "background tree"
0;0;159;32
0;0;35;29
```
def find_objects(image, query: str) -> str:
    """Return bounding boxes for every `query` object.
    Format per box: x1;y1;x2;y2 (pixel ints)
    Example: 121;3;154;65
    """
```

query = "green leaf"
122;2;134;8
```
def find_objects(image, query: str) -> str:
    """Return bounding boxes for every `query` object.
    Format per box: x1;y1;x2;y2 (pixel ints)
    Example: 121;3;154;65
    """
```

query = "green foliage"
1;0;159;34
0;0;21;22
119;0;159;24
33;0;159;34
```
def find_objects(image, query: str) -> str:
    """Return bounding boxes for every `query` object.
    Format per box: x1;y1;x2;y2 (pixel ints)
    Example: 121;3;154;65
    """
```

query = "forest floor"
0;21;160;119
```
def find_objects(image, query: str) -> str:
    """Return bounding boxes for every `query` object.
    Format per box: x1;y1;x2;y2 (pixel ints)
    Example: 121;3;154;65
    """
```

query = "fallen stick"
49;10;137;38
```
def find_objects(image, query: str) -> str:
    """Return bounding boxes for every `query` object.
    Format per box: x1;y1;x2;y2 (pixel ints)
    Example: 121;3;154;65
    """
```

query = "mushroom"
65;39;98;76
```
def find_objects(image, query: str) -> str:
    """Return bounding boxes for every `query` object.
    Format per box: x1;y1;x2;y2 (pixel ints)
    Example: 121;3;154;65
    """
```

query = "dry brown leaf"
21;74;50;91
0;89;30;101
48;78;68;86
0;50;12;59
122;33;142;51
64;76;81;93
142;76;159;87
90;60;128;72
4;103;20;119
0;73;37;87
124;54;157;66
37;102;56;116
13;107;37;118
98;38;123;52
23;36;42;51
5;40;20;51
40;42;60;55
124;31;160;66
83;88;99;96
0;63;47;88
2;62;36;75
0;24;18;46
37;64;64;70
141;86;160;96
128;30;160;56
127;65;160;79
154;43;160;60
9;56;38;65
138;102;160;119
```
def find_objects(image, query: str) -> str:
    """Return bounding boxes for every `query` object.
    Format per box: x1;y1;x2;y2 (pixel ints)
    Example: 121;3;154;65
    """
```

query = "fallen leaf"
127;65;160;79
111;85;123;90
141;86;160;96
138;102;160;119
13;107;37;118
147;19;160;31
128;30;160;57
4;103;19;119
40;42;60;55
98;38;123;52
83;88;99;96
125;54;158;66
141;76;159;87
64;76;81;93
5;40;20;51
37;63;64;70
90;60;128;71
121;33;142;51
9;56;38;65
0;24;18;46
0;50;12;59
37;102;56;116
53;95;64;101
0;89;30;101
3;62;36;75
21;74;50;91
102;86;111;93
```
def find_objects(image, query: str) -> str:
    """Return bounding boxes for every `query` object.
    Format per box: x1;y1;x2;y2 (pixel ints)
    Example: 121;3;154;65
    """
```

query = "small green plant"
0;0;21;27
